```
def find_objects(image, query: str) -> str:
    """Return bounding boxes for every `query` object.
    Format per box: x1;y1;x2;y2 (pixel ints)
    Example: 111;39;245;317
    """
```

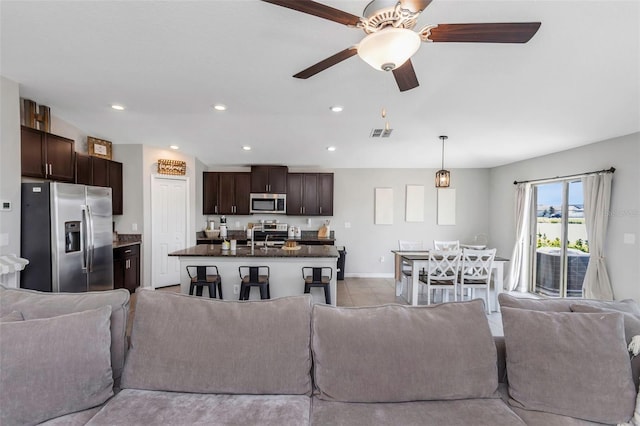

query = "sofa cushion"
570;303;640;344
498;293;640;314
311;299;498;403
509;406;611;426
0;310;23;322
0;306;114;426
501;307;636;424
121;290;313;395
85;389;311;426
39;406;104;426
0;285;129;382
311;397;527;426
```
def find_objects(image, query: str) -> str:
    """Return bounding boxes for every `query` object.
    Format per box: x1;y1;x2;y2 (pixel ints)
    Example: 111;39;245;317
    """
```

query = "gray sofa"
1;285;637;426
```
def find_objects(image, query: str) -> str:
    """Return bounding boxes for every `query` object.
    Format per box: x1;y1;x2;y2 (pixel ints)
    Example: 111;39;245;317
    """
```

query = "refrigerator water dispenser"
65;221;81;253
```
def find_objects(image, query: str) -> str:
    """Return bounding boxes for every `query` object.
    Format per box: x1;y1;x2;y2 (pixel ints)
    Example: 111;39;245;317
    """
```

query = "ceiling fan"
262;0;541;91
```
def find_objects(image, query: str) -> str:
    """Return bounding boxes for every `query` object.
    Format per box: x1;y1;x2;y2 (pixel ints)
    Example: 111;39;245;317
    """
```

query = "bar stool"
239;266;270;300
186;265;223;299
302;267;332;305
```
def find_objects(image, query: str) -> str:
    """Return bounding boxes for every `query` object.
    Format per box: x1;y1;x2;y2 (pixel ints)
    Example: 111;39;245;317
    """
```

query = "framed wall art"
87;137;113;160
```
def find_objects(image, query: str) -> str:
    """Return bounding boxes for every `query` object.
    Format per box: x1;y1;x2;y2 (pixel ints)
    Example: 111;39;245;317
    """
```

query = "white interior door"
151;176;187;288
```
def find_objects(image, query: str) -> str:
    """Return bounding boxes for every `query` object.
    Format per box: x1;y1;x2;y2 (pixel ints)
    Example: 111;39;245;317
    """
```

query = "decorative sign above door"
157;159;186;175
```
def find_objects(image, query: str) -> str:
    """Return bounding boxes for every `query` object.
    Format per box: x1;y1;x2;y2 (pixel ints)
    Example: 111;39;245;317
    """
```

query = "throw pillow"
0;306;114;426
312;299;498;402
0;285;130;383
502;307;636;424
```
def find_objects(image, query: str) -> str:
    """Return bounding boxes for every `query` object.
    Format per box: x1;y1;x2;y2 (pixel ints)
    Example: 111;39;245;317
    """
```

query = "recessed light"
330;105;343;113
111;104;125;111
213;104;227;111
242;146;252;151
327;146;337;152
169;145;179;150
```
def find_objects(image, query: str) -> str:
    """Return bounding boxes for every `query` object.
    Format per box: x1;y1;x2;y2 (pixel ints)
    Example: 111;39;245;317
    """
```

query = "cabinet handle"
214;205;218;214
49;164;53;175
232;206;236;214
320;206;322;214
125;249;132;254
300;206;303;214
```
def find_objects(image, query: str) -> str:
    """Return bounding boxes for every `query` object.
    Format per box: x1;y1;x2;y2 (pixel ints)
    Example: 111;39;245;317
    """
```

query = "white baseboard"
344;273;395;279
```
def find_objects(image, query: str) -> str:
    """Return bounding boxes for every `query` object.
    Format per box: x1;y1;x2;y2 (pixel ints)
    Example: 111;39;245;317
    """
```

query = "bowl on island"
205;229;220;239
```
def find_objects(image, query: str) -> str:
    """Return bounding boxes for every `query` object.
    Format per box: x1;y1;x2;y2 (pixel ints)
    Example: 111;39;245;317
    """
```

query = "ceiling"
1;1;638;169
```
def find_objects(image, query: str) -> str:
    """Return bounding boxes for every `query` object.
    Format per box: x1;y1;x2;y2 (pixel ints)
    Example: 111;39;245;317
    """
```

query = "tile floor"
130;277;504;336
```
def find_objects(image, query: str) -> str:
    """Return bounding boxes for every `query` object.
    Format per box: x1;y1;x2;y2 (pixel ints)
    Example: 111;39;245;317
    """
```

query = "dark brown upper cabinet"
286;172;333;216
74;153;123;215
250;166;288;194
203;172;220;215
21;126;75;182
204;172;250;215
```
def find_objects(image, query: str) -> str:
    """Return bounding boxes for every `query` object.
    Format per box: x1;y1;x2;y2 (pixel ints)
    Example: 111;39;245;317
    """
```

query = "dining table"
391;250;510;312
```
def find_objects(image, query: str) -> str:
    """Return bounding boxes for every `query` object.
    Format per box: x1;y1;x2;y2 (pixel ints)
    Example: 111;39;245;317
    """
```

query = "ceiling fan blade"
427;22;541;43
261;0;361;27
293;47;358;79
400;0;433;13
392;59;420;92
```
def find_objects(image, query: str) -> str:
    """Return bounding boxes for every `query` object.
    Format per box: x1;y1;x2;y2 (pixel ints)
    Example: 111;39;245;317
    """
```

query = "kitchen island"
169;244;339;305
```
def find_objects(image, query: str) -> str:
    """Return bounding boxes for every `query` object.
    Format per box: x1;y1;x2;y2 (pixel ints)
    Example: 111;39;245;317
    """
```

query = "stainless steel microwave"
250;193;286;214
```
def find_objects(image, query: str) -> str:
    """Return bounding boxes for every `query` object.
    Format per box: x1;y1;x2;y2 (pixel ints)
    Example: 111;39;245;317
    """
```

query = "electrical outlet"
233;285;240;295
344;222;351;228
379;256;385;263
132;223;138;231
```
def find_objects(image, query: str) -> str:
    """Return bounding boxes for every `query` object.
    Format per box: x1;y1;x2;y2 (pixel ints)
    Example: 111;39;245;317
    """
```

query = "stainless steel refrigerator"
21;182;114;292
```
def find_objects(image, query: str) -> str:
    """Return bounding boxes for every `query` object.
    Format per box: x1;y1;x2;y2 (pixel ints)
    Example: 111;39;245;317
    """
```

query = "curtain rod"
513;167;615;185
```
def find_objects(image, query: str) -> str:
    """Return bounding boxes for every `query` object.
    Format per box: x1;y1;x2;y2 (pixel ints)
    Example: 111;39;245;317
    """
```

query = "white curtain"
508;183;531;291
582;172;614;300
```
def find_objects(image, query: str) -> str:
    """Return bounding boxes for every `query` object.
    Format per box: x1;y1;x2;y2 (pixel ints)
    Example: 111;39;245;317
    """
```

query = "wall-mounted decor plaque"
87;137;113;160
158;159;187;175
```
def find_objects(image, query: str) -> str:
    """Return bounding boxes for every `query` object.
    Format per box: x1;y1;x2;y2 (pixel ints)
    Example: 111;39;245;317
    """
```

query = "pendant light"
435;135;450;188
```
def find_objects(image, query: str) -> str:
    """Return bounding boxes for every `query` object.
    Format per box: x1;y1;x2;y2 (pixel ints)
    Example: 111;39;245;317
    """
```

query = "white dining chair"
419;249;461;306
433;240;460;251
459;248;496;314
397;240;425;297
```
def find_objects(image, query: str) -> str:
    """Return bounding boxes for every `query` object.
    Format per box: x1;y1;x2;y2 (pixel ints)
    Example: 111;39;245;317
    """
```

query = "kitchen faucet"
262;234;270;251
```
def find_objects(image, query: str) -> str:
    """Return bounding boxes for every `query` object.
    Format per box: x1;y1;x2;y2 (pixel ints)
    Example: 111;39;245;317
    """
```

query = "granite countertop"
196;230;335;244
113;234;142;249
169;244;339;258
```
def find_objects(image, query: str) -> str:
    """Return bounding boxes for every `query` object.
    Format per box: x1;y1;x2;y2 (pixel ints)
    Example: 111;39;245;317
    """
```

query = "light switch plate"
0;200;11;211
623;233;636;245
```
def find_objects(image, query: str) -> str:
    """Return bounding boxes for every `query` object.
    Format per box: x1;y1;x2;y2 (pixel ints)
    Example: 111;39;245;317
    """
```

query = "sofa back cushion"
498;293;640;314
121;290;313;395
0;285;130;382
311;299;498;402
502;307;636;424
0;306;114;426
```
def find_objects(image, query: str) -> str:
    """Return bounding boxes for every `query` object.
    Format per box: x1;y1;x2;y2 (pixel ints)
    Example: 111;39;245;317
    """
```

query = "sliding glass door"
530;180;589;297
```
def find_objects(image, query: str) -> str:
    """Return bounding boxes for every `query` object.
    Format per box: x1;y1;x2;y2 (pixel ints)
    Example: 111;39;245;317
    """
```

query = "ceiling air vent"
370;128;393;138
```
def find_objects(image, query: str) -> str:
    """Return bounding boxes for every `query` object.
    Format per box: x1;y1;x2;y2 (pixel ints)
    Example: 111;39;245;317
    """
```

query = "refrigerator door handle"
81;206;89;272
86;205;95;272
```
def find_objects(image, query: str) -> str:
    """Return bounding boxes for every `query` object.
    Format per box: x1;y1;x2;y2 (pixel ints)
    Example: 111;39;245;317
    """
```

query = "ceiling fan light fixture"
357;28;421;71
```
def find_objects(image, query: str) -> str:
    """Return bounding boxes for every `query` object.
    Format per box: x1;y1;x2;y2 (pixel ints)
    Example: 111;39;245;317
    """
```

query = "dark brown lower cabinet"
113;244;140;293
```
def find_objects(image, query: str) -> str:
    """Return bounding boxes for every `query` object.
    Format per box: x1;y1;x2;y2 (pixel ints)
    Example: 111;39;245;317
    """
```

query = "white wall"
330;168;491;277
0;77;21;266
489;132;640;301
